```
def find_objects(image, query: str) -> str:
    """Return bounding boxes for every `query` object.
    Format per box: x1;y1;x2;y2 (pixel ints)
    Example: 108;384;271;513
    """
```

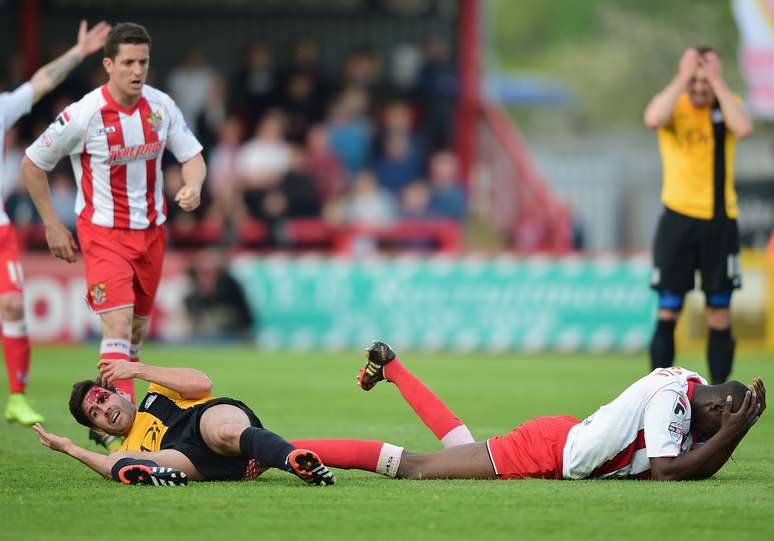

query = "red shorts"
0;224;24;295
77;218;166;316
486;416;580;480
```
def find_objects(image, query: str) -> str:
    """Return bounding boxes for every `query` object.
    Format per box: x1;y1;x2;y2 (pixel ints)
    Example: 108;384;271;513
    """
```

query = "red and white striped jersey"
0;83;34;226
25;84;202;229
562;367;707;479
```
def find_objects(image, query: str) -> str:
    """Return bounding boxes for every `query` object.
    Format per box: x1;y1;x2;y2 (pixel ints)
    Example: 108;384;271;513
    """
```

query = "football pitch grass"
1;345;772;541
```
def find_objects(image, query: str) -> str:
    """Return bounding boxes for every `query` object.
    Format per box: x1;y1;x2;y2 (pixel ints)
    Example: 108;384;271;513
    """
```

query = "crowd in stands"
1;35;466;254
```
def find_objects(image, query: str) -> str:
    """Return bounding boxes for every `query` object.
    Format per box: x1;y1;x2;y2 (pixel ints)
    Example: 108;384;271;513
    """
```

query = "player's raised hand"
32;423;73;454
678;48;700;80
45;223;79;263
175;184;201;212
749;377;766;416
75;20;112;57
721;390;760;435
98;359;137;384
701;50;723;85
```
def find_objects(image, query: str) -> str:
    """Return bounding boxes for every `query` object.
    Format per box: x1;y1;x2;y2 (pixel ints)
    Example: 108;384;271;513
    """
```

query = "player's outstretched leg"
111;458;188;487
357;341;475;448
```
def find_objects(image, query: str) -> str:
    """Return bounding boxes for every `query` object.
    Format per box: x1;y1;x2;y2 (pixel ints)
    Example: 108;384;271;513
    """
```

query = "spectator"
400;180;433;220
207;116;244;227
373;132;421;195
282;71;323;143
166;48;215;131
374;99;424;164
195;75;228;151
184;250;254;341
418;36;458;152
327;87;372;175
236;110;292;204
262;146;321;222
427;150;466;221
230;39;280;131
305;123;346;206
343;48;383;96
343;170;397;226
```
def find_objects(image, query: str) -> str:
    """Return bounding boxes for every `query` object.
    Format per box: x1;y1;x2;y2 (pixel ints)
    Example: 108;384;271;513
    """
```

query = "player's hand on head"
700;50;722;82
76;20;112;57
678;48;700;79
721;390;760;434
174;185;201;212
750;377;766;416
44;223;79;263
98;359;136;383
32;423;72;453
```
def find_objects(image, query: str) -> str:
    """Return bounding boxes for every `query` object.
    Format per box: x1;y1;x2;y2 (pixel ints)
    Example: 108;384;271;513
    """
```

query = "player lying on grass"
308;342;764;481
33;360;335;487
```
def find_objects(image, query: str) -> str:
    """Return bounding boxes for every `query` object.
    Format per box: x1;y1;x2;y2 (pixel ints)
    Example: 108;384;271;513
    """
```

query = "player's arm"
649;389;761;481
701;51;753;139
20;156;79;263
28;20;110;104
176;153;207;212
32;423;115;479
643;48;699;129
98;360;213;400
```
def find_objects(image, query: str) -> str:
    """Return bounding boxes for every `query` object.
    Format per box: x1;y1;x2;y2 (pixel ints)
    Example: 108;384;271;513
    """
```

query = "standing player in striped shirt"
1;20;111;425
21;23;206;443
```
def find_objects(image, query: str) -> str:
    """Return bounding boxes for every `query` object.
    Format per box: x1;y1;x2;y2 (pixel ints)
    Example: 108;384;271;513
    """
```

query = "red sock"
289;439;403;476
2;320;30;393
384;358;474;446
100;338;134;402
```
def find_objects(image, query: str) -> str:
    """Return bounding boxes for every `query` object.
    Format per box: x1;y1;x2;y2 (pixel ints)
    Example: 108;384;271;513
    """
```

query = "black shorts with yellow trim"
651;207;741;296
161;397;263;481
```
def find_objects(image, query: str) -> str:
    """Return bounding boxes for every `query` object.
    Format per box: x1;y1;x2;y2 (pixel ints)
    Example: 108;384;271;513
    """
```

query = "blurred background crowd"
1;32;467;255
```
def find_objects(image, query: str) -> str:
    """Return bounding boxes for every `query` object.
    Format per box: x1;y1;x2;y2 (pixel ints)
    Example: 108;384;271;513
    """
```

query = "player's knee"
0;294;24;321
100;310;133;337
705;307;730;330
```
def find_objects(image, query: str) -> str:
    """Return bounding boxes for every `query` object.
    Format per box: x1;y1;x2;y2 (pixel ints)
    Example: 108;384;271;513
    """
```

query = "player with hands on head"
644;47;752;384
1;20;110;426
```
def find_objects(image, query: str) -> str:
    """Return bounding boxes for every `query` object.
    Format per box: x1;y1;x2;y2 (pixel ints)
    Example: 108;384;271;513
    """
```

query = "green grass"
2;346;773;541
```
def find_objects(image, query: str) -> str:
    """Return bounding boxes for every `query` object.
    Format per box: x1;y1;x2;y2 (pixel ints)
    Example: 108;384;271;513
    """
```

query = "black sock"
707;328;734;384
239;427;295;472
649;319;676;370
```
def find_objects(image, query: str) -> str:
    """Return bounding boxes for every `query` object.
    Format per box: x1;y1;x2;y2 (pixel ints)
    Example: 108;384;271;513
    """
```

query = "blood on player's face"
81;386;136;436
103;43;150;101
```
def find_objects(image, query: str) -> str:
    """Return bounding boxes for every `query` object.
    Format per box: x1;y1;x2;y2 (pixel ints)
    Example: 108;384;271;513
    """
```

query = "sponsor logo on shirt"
97;126;117;136
144;394;158;409
108;141;164;165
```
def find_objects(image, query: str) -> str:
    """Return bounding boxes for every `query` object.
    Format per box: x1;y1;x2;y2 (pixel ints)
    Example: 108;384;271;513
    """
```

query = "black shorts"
160;397;263;481
651;207;741;296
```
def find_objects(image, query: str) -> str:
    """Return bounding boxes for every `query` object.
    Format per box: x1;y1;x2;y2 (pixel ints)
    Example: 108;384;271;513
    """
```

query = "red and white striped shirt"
1;82;34;226
562;367;707;479
25;84;202;229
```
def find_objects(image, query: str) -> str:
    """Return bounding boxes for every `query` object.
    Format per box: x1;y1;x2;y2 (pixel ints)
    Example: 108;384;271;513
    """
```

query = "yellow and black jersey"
117;384;214;453
657;93;739;220
117;384;265;481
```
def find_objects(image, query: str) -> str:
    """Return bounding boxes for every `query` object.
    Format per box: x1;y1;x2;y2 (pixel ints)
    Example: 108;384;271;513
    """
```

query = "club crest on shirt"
90;283;107;305
668;421;685;443
147;110;163;132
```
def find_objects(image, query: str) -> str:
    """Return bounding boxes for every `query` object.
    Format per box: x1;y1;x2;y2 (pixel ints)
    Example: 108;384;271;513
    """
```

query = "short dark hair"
69;378;116;427
696;45;717;56
104;22;151;59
